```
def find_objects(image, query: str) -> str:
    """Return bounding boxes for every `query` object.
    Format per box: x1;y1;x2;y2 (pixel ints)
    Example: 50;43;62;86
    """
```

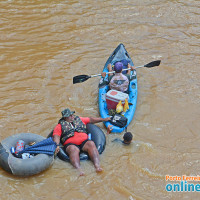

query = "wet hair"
123;132;133;142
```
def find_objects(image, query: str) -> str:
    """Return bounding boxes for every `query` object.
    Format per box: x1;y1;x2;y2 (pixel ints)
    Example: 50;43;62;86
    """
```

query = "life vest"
58;116;87;144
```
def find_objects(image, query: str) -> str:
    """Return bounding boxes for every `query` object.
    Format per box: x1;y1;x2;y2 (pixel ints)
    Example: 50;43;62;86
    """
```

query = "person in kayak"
107;125;133;145
120;59;130;74
53;108;111;176
100;61;135;93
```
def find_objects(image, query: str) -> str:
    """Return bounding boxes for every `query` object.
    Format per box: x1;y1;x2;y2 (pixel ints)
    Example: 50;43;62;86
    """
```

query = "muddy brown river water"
0;0;200;199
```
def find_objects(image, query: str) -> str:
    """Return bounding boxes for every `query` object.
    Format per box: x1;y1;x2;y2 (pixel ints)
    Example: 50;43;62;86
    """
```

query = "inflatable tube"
48;124;106;161
0;133;54;176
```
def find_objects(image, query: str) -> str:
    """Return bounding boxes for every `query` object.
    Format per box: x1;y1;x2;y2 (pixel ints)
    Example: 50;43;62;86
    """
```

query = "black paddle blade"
73;75;91;84
144;60;161;68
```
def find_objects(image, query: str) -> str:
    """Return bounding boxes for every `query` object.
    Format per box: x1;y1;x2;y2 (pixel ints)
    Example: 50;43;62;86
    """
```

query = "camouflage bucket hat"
61;108;75;117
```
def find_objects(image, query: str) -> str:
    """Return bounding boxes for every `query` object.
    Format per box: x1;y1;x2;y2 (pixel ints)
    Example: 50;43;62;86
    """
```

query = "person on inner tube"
53;108;111;176
100;61;135;93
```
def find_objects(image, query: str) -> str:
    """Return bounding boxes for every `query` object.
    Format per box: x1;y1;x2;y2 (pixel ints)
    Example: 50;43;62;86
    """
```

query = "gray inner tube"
0;133;54;176
48;124;106;161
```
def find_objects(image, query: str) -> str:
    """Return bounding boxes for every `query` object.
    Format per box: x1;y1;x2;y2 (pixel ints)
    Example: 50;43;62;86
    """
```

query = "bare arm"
53;135;60;145
89;117;111;124
127;63;131;74
107;64;113;77
53;134;61;154
107;125;113;134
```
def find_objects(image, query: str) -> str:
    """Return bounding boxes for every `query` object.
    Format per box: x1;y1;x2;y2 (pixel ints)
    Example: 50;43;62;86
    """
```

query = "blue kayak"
98;44;138;133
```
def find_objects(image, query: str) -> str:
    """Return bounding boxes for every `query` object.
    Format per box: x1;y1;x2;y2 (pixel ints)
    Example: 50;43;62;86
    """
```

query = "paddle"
73;60;161;84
